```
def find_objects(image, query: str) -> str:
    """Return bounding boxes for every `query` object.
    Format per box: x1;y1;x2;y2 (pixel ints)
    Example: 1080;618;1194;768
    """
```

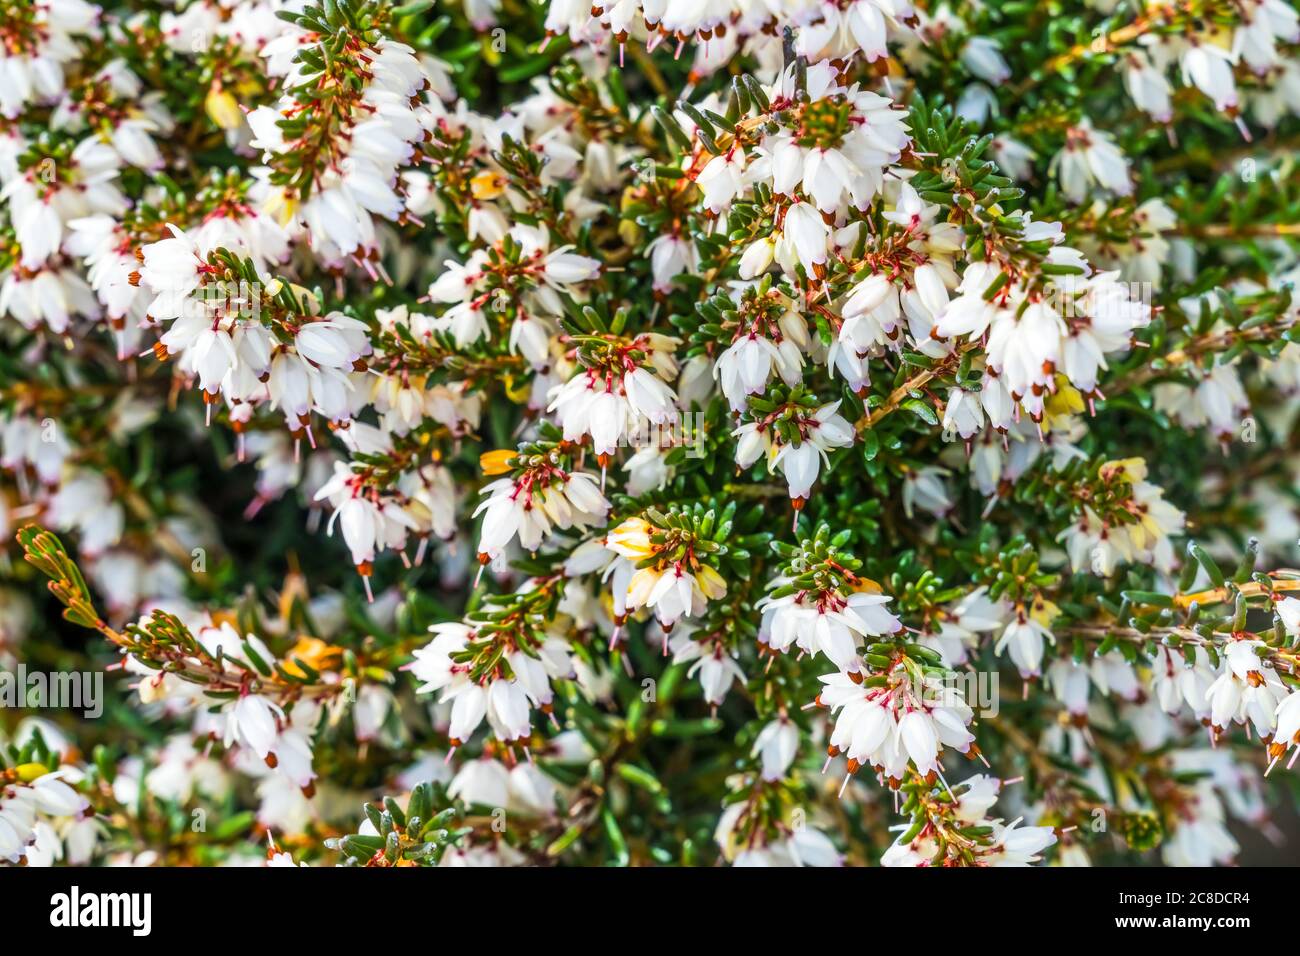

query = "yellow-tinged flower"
263;186;298;227
205;87;243;131
481;32;504;66
626;566;663;607
1203;23;1235;51
281;635;344;678
276;571;309;624
643;332;681;353
15;762;49;783
1030;597;1061;628
471;170;507;201
1043;381;1085;433
1100;457;1147;483
234;77;262;100
1128;519;1157;550
849;575;883;594
209;609;239;629
503;373;532;404
294;284;322;315
619;186;643;245
607;517;656;560
1139;510;1167;538
479;449;517;475
599;588;616;619
695;564;728;600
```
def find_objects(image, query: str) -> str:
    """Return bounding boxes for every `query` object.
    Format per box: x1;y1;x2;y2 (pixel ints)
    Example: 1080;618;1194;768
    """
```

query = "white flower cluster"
881;775;1057;866
1117;1;1300;128
409;619;574;748
7;0;1300;873
124;617;330;792
247;36;430;266
547;0;916;75
0;769;94;865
